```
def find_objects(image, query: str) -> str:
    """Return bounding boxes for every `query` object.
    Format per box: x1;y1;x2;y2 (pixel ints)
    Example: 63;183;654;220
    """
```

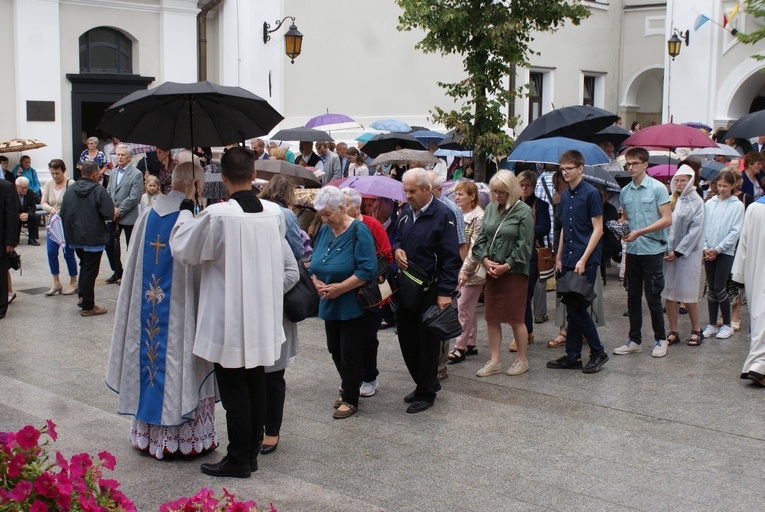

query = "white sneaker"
613;341;643;355
359;379;378;397
476;360;502;377
716;325;734;339
702;324;719;338
651;340;667;358
505;359;529;376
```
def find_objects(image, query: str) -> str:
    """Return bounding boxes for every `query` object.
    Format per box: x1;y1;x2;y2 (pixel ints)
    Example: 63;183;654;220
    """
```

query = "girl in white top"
139;175;161;215
40;159;77;296
346;147;369;176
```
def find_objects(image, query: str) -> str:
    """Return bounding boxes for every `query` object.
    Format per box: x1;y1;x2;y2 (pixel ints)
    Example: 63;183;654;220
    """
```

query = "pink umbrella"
647;164;676;184
621;123;717;149
325;175;405;202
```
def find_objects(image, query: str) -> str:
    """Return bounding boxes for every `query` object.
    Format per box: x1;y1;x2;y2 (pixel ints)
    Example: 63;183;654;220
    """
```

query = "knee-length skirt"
484;272;528;324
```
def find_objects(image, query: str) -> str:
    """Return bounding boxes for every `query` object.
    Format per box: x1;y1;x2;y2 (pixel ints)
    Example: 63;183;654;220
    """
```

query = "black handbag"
352;224;397;309
284;264;319;322
422;295;462;340
9;250;21;273
395;259;433;311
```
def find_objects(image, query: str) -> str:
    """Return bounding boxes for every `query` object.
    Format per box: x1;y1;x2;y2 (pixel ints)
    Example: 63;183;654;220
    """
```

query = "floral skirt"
130;396;217;460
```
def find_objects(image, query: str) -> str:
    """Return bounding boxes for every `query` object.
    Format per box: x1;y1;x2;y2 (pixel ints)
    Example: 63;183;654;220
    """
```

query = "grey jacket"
107;164;143;226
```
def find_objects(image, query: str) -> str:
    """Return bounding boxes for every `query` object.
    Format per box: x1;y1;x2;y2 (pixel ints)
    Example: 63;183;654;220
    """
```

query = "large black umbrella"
513;106;619;145
271;127;333;142
253;159;322;188
590;125;631;146
360;133;425;158
98;81;283;148
438;129;470;151
721;110;765;140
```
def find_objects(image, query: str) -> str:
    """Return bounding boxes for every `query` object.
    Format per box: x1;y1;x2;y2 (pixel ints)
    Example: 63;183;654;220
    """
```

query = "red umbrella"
647;164;676;184
621;123;717;149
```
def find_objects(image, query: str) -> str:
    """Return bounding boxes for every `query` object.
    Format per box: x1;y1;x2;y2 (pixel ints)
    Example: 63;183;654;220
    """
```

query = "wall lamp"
667;29;689;60
263;16;303;64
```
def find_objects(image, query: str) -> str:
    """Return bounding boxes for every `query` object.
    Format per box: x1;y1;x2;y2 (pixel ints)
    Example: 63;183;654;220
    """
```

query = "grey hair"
172;161;205;187
314;186;346;212
427;170;444;188
87;136;99;145
341;187;362;207
116;143;134;157
15;176;29;187
403;167;431;189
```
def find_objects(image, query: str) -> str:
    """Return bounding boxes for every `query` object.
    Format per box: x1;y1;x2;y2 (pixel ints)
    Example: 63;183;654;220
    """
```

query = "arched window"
79;27;132;74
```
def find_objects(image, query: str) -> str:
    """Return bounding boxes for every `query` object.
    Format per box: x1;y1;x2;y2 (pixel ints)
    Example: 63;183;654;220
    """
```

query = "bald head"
172;161;205;191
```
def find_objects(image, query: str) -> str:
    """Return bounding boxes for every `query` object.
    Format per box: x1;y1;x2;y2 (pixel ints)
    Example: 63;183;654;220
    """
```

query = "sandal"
447;348;466;364
465;346;478;356
547;334;567;348
687;330;703;346
666;331;680;346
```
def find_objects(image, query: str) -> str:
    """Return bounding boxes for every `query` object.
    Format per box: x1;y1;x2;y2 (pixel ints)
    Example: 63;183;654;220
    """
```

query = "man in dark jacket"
15;176;40;245
0;177;19;319
393;168;461;413
59;161;115;316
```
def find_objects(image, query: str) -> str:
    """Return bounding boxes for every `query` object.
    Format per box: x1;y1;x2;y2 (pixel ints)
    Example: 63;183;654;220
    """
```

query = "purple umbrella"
305;113;361;131
328;175;405;202
647;164;676;184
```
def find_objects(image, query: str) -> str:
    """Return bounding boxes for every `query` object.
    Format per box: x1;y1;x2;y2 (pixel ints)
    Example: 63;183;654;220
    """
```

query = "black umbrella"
271;127;333;142
360;133;425;158
438;129;470;151
253;159;322;188
590;125;631;146
721;110;765;140
98;80;283;148
513;106;619;145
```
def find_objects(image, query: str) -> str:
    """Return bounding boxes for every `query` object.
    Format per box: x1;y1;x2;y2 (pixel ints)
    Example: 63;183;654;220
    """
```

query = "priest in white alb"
106;162;218;459
732;195;765;387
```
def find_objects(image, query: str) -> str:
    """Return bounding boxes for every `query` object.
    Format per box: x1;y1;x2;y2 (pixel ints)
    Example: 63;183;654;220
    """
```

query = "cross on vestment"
150;234;166;265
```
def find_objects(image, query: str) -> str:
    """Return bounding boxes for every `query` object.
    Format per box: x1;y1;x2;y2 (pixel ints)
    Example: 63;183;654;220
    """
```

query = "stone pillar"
159;0;199;83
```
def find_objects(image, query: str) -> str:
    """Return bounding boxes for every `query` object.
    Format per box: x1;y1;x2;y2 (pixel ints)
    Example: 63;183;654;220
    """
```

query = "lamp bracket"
673;28;690;46
263;16;296;44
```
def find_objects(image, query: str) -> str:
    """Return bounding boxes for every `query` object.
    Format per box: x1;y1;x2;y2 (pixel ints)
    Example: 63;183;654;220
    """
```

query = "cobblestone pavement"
1;236;762;511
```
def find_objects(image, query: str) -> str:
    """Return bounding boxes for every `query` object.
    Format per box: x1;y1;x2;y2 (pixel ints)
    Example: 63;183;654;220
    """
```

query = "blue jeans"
47;237;77;277
563;264;605;360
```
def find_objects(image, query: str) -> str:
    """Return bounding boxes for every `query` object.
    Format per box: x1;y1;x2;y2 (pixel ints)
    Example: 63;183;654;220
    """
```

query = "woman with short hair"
76;137;108;176
41;159;78;296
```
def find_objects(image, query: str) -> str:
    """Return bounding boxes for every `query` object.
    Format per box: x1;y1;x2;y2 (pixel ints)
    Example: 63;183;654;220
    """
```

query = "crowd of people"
1;130;763;481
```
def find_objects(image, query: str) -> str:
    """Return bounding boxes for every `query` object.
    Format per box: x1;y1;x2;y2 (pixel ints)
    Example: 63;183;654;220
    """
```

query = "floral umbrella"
0;138;46;153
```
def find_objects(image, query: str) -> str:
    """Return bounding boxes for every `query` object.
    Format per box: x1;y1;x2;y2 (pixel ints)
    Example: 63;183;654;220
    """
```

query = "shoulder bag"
477;200;520;279
284;264;319;322
352;223;397;309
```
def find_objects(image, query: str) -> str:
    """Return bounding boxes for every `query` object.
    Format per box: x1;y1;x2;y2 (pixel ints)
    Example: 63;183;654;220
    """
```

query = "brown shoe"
508;333;534;352
81;305;107;317
332;402;357;419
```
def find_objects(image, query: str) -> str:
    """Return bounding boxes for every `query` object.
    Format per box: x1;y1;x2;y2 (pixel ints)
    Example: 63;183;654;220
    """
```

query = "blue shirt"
560;179;603;267
437;196;467;244
620;175;670;255
310;219;377;321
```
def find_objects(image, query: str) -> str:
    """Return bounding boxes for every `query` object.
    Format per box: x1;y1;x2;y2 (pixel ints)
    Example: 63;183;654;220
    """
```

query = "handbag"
478;200;520;279
422;294;463;340
352;223;397;309
537;236;555;280
284;264;319;322
9;250;21;274
47;213;66;246
395;259;433;311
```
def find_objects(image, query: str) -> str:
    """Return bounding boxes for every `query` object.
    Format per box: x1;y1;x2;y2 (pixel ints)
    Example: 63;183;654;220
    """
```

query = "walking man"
614;147;672;357
546;150;608;373
105;144;143;284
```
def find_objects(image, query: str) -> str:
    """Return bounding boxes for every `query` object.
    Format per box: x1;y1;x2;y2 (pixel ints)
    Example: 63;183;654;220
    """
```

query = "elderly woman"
41;159;78;296
76;137;108;177
663;165;706;346
471;170;534;377
342;187;392;397
450;180;485;363
310;186;377;419
508;171;550;353
741;152;765;200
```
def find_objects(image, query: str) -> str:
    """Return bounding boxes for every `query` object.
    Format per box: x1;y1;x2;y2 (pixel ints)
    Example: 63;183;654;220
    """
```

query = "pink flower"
33;472;58;499
98;478;120;491
55;491;72;510
8;480;33;501
30;500;49;512
45;419;58;442
97;451;116;471
15;425;41;450
269;503;278;512
69;452;92;478
55;451;69;472
7;453;27;478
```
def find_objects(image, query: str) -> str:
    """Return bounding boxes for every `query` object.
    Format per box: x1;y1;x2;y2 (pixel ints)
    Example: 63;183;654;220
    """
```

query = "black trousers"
105;222;133;277
705;254;734;325
525;259;539;334
264;369;286;437
362;307;384;383
325;313;369;407
396;286;440;403
20;213;40;241
214;363;265;467
0;251;9;317
75;249;102;310
625;253;666;344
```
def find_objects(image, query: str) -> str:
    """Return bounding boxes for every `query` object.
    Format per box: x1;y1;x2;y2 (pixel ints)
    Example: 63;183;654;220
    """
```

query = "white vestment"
106;191;218;458
732;199;765;377
170;198;287;369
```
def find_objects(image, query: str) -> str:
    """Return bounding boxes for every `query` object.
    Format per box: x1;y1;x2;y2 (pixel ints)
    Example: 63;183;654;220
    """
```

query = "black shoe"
546;355;583;370
748;371;765;387
403;391;416;403
679;306;688;315
105;273;122;284
200;457;251;478
534;315;549;324
260;441;278;455
582;353;609;374
623;308;629;317
28;239;40;246
406;400;433;414
250;457;259;471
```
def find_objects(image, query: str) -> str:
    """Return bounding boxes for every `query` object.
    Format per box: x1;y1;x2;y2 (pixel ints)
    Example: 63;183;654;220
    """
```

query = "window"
529;72;543;122
79;28;132;74
583;76;595;106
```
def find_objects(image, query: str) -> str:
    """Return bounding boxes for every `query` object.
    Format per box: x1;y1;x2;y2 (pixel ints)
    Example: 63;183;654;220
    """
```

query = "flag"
723;12;729;27
730;2;740;22
694;14;711;31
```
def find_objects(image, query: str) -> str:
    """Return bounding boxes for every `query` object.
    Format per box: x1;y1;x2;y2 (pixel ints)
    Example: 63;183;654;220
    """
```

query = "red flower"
8;480;33;501
98;451;116;471
45;419;58;442
7;453;27;478
15;425;40;450
33;472;59;499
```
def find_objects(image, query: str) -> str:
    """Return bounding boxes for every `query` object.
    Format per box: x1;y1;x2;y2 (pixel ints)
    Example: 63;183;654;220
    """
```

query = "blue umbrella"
355;132;377;144
699;159;726;181
370;119;412;132
508;137;610;165
409;129;445;147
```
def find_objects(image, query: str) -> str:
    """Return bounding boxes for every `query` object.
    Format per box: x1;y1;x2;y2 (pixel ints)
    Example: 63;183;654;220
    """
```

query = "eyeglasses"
624;161;645;168
490;189;508;195
560;166;580;173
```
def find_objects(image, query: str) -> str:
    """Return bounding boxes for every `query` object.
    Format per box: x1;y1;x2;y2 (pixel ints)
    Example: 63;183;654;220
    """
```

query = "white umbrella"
689;143;741;159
